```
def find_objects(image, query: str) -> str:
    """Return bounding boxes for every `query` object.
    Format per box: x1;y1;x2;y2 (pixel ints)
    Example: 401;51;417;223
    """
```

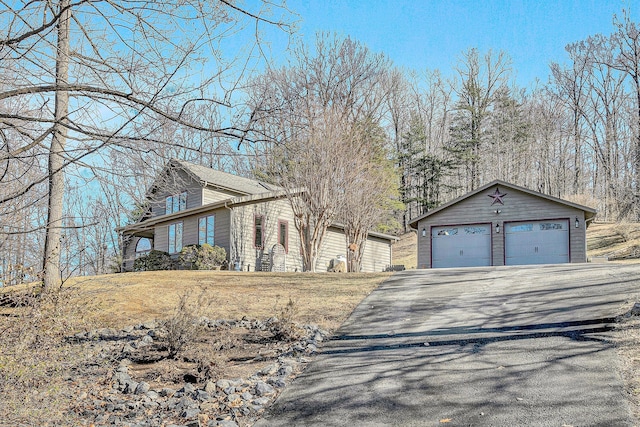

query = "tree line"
1;2;639;284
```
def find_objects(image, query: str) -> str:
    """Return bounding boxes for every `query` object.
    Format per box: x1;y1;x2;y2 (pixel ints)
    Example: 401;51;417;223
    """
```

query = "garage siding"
415;186;588;268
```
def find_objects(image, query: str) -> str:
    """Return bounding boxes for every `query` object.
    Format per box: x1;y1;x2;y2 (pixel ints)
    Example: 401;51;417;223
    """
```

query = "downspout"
224;201;236;270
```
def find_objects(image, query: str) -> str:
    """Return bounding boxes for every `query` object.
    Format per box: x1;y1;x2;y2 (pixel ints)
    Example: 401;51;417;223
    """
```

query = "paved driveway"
255;264;640;426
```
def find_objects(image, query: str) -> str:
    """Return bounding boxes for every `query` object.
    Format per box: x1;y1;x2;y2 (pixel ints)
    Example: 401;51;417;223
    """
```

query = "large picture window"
278;220;288;253
166;191;187;214
254;215;264;248
168;222;183;254
199;215;215;246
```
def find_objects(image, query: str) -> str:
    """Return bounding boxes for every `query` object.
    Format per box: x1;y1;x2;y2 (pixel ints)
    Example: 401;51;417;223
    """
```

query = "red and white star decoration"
488;188;507;205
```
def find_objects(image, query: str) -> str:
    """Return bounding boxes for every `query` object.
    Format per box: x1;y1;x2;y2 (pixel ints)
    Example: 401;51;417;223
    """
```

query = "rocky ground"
61;318;328;427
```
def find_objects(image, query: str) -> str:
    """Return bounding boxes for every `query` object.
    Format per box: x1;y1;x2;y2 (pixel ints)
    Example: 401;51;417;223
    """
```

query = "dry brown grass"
2;271;391;332
587;222;640;261
0;272;390;425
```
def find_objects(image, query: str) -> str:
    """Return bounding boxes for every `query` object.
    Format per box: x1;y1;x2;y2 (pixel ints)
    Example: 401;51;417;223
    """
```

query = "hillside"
587;222;640;261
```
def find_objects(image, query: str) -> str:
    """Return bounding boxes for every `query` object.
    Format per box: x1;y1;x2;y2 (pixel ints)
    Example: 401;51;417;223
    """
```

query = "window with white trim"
168;222;183;254
198;215;215;246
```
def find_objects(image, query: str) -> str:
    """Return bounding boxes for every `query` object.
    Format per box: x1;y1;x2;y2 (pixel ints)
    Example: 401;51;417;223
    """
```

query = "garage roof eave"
407;179;598;229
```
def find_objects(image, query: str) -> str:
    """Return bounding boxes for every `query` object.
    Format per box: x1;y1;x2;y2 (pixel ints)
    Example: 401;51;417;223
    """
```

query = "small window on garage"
437;228;458;236
510;224;533;232
465;226;486;234
540;222;564;230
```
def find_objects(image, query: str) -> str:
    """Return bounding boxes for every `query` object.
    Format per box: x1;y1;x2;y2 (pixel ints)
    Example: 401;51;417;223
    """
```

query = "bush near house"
133;250;173;271
178;244;227;270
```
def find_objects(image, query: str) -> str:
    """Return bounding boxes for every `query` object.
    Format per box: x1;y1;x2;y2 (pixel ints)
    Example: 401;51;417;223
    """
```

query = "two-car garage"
412;180;596;269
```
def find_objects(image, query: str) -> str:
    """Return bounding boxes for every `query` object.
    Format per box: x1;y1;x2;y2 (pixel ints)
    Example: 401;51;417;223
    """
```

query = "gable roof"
171;159;281;195
408;179;597;229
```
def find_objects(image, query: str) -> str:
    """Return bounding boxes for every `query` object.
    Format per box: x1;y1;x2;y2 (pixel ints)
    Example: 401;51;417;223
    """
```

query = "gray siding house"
119;159;395;272
409;180;597;268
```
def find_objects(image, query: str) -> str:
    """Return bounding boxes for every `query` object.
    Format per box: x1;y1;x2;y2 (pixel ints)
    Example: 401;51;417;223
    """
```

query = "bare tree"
249;33;392;271
338;119;400;272
0;0;292;288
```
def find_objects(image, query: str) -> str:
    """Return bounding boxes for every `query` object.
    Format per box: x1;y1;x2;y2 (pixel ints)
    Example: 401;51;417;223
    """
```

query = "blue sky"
270;0;637;88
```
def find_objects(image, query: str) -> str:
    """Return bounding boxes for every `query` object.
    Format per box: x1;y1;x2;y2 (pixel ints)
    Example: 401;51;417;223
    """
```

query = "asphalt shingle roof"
172;159;281;195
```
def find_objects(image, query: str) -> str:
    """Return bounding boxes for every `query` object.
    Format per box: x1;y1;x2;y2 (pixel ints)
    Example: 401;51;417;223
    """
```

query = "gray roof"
172;159;281;195
408;179;597;229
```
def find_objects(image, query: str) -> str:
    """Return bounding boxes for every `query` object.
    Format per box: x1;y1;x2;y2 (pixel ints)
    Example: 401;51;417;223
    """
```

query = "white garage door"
505;219;569;265
431;224;491;268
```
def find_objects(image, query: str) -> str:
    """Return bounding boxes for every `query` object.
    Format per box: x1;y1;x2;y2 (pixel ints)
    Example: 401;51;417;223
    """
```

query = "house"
409;180;597;268
118;159;396;272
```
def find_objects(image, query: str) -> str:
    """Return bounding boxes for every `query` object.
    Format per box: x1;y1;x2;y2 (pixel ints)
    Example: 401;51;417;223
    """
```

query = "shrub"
178;244;226;270
133;250;173;271
161;288;212;358
269;297;303;342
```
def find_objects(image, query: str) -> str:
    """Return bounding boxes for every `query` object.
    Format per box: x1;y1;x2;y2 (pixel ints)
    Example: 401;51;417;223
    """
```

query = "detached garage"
410;180;596;268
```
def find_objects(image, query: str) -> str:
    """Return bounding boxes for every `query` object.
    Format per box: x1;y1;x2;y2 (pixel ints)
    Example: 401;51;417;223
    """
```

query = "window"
254;215;264;248
278;220;288;253
168;222;183;254
199;215;215;246
166;191;187;214
135;237;152;257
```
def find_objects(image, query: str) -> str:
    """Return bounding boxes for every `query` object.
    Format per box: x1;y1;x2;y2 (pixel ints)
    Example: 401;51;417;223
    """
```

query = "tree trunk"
42;0;70;289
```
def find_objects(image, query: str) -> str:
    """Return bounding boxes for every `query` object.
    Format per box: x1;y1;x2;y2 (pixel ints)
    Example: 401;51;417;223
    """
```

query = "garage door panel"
432;224;491;268
505;220;569;266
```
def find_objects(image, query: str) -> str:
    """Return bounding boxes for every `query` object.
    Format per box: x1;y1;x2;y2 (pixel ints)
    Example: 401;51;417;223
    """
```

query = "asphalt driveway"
255;264;640;426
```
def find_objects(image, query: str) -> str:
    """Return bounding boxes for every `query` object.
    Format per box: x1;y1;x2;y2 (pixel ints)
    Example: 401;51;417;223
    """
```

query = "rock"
223;386;235;395
146;390;160;400
630;302;640;316
252;397;270;406
204;381;217;394
123;380;139;394
240;391;253;401
278;365;293;376
195;390;211;401
141;335;154;344
254;381;275;396
176;396;197;410
121;343;135;353
269;378;286;389
180;383;196;395
142;320;158;329
160;387;176;397
181;407;200;418
216;420;239;427
135;382;150;395
216;379;231;390
259;364;278;376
